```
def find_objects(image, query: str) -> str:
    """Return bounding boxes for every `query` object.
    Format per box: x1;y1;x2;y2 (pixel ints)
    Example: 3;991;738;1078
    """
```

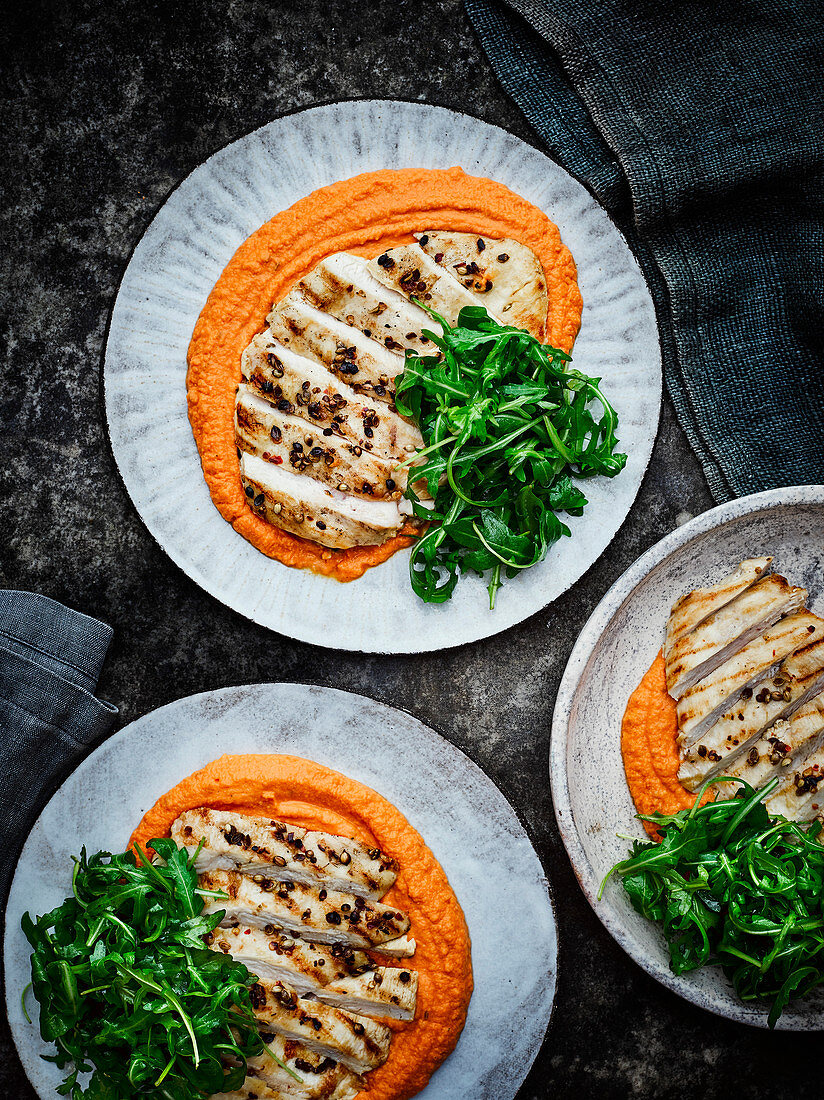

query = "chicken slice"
239;453;405;549
235;386;405;502
714;695;824;801
174;807;399;898
678;636;824;790
665;558;773;660
199;869;410;950
208;924;416;1021
226;1033;363;1100
765;736;824;821
295;252;433;354
665;574;807;700
268;291;406;406
415;231;548;339
208;924;369;989
320;968;417;1022
367;244;501;328
248;978;391;1074
676;611;824;746
241;332;421;461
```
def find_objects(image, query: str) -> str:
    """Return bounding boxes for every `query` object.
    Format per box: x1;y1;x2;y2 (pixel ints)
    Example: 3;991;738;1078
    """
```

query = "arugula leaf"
601;778;824;1025
397;305;627;607
22;840;298;1098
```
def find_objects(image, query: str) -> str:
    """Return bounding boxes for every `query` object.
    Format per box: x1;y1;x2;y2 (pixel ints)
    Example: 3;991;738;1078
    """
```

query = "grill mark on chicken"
268;292;406;407
199;869;410;950
678;635;824;790
207;924;416;1021
666;574;807;700
246;977;392;1074
242;332;421;461
173;807;399;899
367;243;500;328
665;557;772;660
676;611;824;746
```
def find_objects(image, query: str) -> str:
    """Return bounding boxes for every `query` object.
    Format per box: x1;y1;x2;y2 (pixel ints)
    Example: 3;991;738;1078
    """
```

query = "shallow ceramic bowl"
103;98;661;653
550;486;824;1028
5;684;557;1098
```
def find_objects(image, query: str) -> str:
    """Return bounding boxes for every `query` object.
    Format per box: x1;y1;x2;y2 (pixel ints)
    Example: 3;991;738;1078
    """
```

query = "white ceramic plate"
103;99;661;653
550;485;824;1028
4;684;557;1098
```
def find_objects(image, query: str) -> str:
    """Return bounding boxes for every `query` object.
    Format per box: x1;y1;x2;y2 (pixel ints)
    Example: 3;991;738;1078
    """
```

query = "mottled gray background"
1;1;815;1097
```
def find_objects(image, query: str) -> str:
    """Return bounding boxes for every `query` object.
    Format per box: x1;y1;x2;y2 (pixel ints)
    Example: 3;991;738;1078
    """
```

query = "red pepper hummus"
186;167;582;581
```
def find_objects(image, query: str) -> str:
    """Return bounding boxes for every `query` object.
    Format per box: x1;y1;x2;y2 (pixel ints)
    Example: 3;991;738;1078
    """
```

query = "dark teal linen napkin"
0;591;117;900
465;0;824;501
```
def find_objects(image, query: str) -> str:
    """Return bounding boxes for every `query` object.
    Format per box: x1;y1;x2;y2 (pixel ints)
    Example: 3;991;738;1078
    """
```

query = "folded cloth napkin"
465;0;824;501
0;591;117;902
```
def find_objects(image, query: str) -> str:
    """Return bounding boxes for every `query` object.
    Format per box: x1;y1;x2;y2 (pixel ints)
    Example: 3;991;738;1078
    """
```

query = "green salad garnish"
22;839;295;1099
602;777;824;1026
395;305;626;607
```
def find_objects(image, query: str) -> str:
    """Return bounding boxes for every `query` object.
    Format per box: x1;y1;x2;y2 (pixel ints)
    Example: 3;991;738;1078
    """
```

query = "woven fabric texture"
0;591;117;900
465;0;824;501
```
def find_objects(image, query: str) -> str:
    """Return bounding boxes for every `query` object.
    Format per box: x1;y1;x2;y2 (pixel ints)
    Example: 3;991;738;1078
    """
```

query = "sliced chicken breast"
367;244;501;328
208;924;416;1020
415;230;548;339
268;292;406;406
665;574;807;699
248;979;391;1074
714;695;824;801
174;807;399;899
235;386;405;502
765;739;824;822
295;252;433;354
240;453;405;549
200;869;410;950
665;557;773;660
320;968;417;1022
678;636;824;790
242;333;422;461
676;611;824;746
233;1033;363;1100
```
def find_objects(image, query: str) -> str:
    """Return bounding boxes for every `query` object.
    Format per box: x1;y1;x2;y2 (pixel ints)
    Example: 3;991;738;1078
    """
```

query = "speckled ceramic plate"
550;486;824;1028
4;684;556;1098
103;99;661;653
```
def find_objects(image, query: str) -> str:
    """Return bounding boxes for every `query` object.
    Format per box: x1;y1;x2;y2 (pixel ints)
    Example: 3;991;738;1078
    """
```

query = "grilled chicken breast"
268;292;406;406
367;244;499;328
676;611;824;747
240;453;406;549
248;979;392;1074
235;387;406;501
243;1034;363;1099
173;808;399;899
209;924;416;1020
242;333;422;460
678;636;824;790
716;695;824;803
200;869;411;951
665;574;807;700
295;252;433;354
415;230;548;339
665;557;772;660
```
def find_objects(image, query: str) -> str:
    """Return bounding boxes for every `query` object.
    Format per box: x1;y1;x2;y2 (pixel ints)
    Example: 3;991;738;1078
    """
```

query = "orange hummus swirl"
186;166;582;581
130;753;473;1100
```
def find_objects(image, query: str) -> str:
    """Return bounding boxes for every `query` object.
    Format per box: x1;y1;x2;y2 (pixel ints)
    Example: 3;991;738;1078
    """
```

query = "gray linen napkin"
465;0;824;501
0;591;117;901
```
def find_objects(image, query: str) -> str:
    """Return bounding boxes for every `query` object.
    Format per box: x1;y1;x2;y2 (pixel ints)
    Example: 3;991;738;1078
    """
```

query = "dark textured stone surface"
2;1;812;1097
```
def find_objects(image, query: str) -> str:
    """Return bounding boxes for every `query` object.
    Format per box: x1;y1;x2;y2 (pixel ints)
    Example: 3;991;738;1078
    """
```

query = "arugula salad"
603;777;824;1026
22;840;296;1099
396;306;627;607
